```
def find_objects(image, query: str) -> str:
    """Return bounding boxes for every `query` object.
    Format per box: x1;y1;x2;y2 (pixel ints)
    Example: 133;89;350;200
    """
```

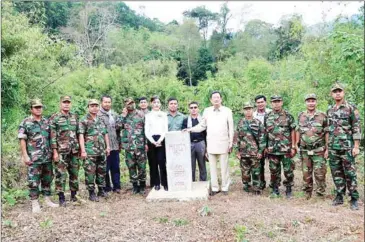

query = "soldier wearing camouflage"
235;101;266;193
50;95;80;205
117;97;147;194
327;82;361;210
79;99;110;201
18;99;58;212
296;94;328;199
264;95;297;197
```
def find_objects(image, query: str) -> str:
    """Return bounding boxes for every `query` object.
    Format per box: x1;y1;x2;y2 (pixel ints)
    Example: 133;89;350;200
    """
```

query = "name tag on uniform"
307;150;314;156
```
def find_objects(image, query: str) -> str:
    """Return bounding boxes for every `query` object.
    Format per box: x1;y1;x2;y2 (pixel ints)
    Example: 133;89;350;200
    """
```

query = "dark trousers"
105;150;121;191
259;156;266;188
148;135;167;187
147;149;154;187
191;140;207;181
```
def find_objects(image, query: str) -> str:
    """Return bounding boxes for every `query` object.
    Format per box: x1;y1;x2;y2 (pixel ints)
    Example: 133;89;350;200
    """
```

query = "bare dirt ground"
2;159;364;242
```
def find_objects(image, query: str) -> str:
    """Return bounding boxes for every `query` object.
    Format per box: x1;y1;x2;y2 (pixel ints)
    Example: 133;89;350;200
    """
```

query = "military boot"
97;188;108;198
332;194;344;206
132;182;140;194
285;186;292;199
58;192;66;207
243;184;250;193
350;198;359;210
31;199;41;213
272;186;280;196
70;191;78;202
89;190;99;202
139;182;146;195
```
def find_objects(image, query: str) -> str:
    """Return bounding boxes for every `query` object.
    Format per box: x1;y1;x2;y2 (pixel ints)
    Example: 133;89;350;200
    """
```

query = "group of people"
18;82;361;213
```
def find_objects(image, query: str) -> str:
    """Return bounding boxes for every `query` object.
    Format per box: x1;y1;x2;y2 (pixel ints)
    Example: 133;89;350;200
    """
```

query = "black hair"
189;101;199;107
168;97;178;104
100;95;112;102
210;91;222;98
139;96;147;102
254;95;266;102
150;95;160;103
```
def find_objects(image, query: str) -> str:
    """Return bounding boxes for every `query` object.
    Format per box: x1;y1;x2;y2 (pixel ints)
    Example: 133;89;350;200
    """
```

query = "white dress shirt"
145;110;168;144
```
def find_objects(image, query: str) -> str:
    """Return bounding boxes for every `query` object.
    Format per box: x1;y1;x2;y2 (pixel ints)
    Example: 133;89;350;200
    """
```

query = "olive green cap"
30;99;43;107
88;99;99;106
243;101;254;109
331;82;345;92
271;95;282;101
305;93;317;101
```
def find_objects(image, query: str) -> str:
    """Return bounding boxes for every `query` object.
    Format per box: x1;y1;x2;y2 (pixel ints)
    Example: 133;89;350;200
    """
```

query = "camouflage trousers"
28;162;53;200
268;154;295;188
83;155;106;191
125;149;146;184
300;151;326;195
55;153;80;193
240;157;261;191
329;149;359;199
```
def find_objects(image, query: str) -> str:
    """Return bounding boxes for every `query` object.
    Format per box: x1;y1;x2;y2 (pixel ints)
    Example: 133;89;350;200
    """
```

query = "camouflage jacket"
18;116;51;163
49;112;79;154
297;110;328;151
264;110;296;155
116;110;146;151
236;118;266;157
78;113;108;156
327;101;361;150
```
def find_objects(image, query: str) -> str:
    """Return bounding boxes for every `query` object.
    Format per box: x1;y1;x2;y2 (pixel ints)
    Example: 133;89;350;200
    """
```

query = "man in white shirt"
253;95;271;190
185;91;234;195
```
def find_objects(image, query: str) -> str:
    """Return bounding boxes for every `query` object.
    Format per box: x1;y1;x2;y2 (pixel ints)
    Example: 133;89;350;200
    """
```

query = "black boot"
272;186;280;196
58;192;66;207
332;194;344;206
139;182;146;195
89;190;99;202
350;198;359;210
285;186;292;199
70;191;77;202
132;183;140;194
97;188;108;198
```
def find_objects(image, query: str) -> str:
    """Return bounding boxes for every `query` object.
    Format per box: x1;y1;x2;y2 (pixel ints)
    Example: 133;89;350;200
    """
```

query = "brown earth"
1;160;364;242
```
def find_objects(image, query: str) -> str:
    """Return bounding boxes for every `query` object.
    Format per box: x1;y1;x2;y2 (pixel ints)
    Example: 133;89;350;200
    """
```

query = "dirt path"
2;164;364;242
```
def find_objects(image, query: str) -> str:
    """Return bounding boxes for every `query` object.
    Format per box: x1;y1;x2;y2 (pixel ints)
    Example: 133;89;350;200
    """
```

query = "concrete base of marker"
146;181;210;202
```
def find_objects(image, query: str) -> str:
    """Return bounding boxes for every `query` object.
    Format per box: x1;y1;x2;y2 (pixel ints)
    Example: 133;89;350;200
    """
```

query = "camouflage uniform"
236;102;266;192
297;94;328;196
78;109;108;192
264;96;296;190
117;104;146;186
327;84;361;200
50;107;80;193
18;100;53;200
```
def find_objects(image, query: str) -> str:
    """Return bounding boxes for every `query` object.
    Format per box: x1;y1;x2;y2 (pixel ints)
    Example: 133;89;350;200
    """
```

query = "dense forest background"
1;2;364;205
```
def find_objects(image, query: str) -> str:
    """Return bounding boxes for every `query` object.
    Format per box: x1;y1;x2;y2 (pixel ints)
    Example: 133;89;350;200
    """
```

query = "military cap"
30;99;43;107
124;97;135;105
243;101;254;109
305;93;317;101
331;82;345;92
60;95;72;102
88;99;99;106
271;95;282;101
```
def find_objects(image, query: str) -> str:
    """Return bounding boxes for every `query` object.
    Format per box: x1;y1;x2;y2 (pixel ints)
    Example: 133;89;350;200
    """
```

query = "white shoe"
32;200;41;213
44;196;59;208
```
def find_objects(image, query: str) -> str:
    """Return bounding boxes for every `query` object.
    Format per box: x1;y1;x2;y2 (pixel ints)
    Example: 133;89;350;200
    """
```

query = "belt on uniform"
301;142;324;151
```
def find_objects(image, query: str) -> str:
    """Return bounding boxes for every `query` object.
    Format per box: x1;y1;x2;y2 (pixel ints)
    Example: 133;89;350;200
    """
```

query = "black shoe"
97;189;108;198
332;194;344;206
163;186;168;191
58;192;66;207
139;182;146;195
113;189;121;194
286;186;292;199
154;185;160;191
132;183;140;194
272;186;280;196
350;198;359;210
89;190;99;202
260;181;266;190
305;192;312;200
223;191;228;196
70;191;77;202
210;191;221;196
243;185;250;193
254;190;261;195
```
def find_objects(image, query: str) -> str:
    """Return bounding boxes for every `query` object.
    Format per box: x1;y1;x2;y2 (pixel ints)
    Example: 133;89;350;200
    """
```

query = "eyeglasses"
189;106;198;109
